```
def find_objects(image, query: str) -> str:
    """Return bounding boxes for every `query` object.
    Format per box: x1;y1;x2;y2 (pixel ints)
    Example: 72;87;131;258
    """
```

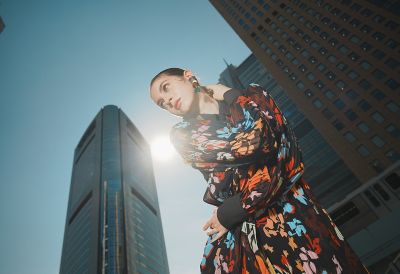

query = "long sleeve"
169;88;275;166
169;84;304;230
216;84;305;229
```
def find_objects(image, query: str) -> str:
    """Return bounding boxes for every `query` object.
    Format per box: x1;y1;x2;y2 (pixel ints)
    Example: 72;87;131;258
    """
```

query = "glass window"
306;72;316;80
372;69;386;80
345;109;358;121
308;56;317;64
386;149;400;163
322;17;330;25
350;35;361;44
373;14;384;23
347;70;359;79
360;60;371;70
336;62;348;71
371;111;384;124
350;18;360;28
319;47;327;55
360;8;373;17
351;3;361;11
329;22;339;31
357;122;370;133
384;58;399;70
311;41;320;49
339;45;349;54
340;13;350;22
361;24;372;34
296;81;305;90
328;55;337;63
344;131;357;143
385;39;398;49
358;99;371;111
386;124;400;139
371;89;386;101
385;79;399;90
360;42;372;52
324;89;335;100
372;49;385;59
357;145;370;157
301;49;310;58
372;32;385;41
334;98;346;110
320;32;329;40
386;100;399;113
385;20;399;30
304;89;313;98
326;71;336;80
332;119;345;131
299;64;307;72
329;38;338;47
359;79;372;91
339;28;350;37
312;98;323;109
315;80;324;89
346;89;359;100
322;108;334;119
348;52;360;61
371;135;385;148
336;80;346;90
317;63;326;72
291;58;300;65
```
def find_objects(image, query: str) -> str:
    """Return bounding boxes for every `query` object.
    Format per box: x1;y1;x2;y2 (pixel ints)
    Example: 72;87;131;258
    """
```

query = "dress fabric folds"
169;84;370;274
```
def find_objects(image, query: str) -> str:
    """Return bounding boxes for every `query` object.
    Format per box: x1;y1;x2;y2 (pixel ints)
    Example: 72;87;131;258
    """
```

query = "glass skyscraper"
59;105;169;274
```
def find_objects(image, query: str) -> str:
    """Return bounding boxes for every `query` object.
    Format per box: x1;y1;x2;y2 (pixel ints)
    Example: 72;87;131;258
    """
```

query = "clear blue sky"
0;1;251;273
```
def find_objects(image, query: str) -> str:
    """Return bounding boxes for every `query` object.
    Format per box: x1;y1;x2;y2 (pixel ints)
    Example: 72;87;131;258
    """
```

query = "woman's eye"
163;84;169;92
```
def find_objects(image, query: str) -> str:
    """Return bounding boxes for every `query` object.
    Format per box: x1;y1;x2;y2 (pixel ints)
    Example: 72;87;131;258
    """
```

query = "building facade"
211;0;400;271
59;105;169;274
210;0;399;183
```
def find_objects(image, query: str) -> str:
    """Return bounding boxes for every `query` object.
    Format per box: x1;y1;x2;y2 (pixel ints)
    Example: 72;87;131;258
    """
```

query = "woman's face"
149;71;197;117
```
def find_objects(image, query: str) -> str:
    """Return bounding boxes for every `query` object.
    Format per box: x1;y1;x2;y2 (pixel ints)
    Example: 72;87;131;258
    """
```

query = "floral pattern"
170;84;370;273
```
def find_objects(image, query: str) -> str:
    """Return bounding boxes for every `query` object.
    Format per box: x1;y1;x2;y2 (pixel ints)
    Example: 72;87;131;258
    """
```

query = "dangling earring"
188;75;214;98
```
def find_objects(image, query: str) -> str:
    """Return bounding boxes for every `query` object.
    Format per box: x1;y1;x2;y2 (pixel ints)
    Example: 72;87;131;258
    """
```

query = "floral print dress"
169;84;370;274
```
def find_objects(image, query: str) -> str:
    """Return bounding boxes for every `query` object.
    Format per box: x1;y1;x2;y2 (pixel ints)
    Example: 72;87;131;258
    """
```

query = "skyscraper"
59;105;170;274
210;1;400;271
209;0;399;183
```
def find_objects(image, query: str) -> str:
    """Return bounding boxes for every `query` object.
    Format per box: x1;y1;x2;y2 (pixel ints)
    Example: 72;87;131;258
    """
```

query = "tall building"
209;0;399;183
210;1;400;271
59;105;170;274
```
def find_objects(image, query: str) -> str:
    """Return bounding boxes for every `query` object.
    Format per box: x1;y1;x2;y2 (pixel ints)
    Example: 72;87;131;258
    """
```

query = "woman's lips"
175;98;181;110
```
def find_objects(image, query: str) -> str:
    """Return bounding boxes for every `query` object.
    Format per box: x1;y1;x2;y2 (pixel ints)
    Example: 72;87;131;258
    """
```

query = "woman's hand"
204;84;232;101
202;207;229;243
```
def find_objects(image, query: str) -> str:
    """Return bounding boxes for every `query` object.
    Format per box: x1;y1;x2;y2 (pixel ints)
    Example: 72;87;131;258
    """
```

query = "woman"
149;68;370;274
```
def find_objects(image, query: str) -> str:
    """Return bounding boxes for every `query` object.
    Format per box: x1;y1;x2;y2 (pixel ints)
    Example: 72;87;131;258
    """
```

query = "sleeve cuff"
223;88;246;105
216;193;251;230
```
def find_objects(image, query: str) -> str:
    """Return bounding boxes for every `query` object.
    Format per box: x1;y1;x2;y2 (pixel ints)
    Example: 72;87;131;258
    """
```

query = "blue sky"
0;1;250;273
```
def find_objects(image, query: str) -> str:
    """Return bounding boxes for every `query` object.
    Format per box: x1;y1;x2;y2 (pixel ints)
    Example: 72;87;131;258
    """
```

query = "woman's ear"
183;69;193;79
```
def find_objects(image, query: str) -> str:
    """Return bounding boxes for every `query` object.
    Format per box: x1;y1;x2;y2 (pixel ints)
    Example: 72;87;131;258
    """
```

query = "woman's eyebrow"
158;80;167;93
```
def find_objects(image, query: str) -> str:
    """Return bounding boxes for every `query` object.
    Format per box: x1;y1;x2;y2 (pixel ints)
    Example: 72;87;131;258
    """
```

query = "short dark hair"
150;67;185;87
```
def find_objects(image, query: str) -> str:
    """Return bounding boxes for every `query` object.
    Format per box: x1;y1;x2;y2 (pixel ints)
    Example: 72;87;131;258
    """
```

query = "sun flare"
150;135;176;162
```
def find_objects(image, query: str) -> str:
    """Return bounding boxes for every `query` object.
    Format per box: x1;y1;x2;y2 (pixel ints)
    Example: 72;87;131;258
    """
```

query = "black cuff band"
217;193;251;230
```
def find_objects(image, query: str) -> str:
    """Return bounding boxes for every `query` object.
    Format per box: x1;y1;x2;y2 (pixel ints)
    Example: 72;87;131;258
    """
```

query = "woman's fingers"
202;219;212;231
207;227;219;236
210;230;227;243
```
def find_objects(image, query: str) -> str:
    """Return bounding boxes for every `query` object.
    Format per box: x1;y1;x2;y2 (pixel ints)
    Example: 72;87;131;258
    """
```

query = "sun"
150;135;176;162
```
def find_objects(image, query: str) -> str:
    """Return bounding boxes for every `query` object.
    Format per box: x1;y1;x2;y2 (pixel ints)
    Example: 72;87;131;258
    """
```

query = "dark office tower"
59;105;170;274
209;0;400;183
0;16;5;34
212;2;400;270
